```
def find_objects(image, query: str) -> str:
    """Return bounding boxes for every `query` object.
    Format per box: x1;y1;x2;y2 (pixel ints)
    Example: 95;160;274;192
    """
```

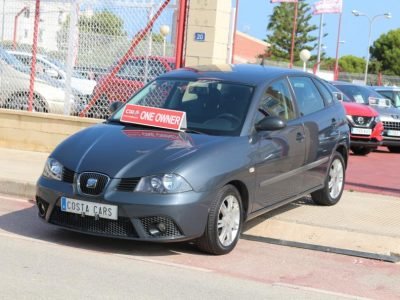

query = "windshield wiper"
183;128;207;135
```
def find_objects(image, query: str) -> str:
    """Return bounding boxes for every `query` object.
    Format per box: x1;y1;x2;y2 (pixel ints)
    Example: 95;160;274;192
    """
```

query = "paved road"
1;194;399;299
346;147;400;197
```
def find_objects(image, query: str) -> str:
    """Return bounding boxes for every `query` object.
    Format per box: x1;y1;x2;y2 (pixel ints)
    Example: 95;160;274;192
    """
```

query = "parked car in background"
0;47;71;114
86;56;175;118
326;83;383;155
8;50;97;96
372;86;400;109
333;81;400;153
36;65;349;255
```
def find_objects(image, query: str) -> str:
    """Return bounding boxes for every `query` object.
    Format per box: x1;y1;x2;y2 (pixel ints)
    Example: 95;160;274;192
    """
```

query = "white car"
0;47;72;114
8;50;96;97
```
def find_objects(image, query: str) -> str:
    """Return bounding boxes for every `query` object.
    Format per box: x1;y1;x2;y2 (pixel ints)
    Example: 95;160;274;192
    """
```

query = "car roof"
7;50;46;59
372;86;400;91
159;64;308;86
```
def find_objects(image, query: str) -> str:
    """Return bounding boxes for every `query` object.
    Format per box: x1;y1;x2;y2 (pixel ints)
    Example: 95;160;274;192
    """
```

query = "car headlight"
43;158;63;181
374;115;381;123
135;174;192;194
346;115;354;125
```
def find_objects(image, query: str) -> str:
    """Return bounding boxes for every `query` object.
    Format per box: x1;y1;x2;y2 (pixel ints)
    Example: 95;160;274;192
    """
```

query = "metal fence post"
28;0;41;112
64;0;79;116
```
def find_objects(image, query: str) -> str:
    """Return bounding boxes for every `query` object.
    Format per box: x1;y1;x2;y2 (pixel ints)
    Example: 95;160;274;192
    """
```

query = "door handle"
331;118;337;126
296;132;305;142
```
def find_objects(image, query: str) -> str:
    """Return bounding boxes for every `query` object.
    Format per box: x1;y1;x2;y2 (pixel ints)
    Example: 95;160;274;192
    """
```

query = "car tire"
5;93;48;113
387;146;400;153
197;184;243;255
351;147;371;156
311;151;345;206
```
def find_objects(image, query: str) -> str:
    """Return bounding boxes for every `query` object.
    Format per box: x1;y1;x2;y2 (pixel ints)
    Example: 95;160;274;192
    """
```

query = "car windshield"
44;56;85;79
0;47;30;73
335;84;387;105
111;79;254;136
377;89;400;108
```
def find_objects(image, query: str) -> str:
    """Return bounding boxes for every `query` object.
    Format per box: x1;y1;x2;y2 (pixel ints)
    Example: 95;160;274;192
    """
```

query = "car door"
288;76;339;191
252;78;306;212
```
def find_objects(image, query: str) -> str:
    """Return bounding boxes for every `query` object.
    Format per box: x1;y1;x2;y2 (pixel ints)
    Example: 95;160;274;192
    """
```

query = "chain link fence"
0;0;179;118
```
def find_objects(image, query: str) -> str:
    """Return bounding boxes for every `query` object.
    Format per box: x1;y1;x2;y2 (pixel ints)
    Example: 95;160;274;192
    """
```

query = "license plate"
351;127;372;135
60;197;118;220
387;130;400;137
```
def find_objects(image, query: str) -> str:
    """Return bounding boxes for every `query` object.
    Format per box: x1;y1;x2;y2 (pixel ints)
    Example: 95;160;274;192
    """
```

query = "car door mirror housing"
109;101;124;114
255;116;286;132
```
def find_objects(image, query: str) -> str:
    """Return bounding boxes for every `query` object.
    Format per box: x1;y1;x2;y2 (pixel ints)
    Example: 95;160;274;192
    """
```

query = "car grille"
78;172;109;196
49;205;138;238
383;121;400;131
140;216;183;238
116;177;141;192
352;116;372;127
62;168;75;183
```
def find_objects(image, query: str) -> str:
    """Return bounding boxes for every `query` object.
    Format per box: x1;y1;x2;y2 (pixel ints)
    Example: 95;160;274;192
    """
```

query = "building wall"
234;31;270;64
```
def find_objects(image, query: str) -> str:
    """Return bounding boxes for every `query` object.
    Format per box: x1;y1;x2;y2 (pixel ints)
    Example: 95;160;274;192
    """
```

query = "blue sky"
237;0;399;59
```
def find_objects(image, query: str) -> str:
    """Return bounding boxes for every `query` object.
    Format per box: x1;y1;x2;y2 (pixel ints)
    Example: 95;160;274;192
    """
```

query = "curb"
0;178;36;199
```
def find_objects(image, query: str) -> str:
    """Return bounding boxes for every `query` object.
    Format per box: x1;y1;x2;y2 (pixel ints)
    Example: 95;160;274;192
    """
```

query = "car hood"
51;123;230;178
370;105;400;119
342;102;378;117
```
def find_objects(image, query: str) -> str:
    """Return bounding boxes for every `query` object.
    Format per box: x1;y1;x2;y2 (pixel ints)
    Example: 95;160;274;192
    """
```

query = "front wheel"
311;152;345;206
387;146;400;153
197;185;243;255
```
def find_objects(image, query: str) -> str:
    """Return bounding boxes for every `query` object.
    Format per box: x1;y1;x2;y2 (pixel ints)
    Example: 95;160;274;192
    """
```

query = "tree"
265;2;318;62
370;29;400;75
337;55;365;73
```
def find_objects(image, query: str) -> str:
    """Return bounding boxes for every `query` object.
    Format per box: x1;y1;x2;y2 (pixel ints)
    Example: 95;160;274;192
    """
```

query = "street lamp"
352;10;392;85
159;25;170;57
299;49;311;72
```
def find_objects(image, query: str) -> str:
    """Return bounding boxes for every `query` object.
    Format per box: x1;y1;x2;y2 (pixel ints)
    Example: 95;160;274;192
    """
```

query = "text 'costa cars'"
36;64;350;255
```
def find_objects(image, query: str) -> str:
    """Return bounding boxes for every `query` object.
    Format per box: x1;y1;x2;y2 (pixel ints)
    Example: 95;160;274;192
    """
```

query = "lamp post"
299;49;311;72
352;10;391;85
159;24;170;57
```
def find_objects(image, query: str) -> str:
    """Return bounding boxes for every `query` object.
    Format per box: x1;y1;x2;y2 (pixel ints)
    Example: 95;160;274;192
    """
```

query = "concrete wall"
0;109;101;153
185;0;232;66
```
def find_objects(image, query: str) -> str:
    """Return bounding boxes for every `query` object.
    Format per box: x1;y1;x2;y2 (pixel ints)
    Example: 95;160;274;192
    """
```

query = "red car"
85;56;175;118
328;84;383;155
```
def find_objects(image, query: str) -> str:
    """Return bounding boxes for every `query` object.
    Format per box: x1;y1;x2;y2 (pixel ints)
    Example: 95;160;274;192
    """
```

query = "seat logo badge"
357;117;365;124
86;178;98;189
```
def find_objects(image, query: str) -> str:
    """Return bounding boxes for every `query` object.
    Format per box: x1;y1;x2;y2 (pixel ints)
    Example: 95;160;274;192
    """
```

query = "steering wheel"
215;113;241;124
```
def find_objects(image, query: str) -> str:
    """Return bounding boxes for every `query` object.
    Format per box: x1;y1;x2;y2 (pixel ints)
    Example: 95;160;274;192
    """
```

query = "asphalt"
1;146;399;260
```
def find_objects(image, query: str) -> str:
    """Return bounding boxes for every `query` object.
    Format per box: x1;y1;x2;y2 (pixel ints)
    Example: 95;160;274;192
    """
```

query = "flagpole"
316;14;324;73
289;1;298;68
334;12;343;81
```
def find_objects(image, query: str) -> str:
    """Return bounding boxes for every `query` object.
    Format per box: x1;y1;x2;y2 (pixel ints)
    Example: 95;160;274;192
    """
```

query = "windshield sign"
121;104;187;131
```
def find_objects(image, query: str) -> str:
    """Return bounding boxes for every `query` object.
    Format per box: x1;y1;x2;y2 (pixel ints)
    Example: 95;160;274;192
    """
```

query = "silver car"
0;47;71;114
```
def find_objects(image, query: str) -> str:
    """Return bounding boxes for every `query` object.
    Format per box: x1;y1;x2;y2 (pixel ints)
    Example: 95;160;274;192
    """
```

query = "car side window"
289;77;325;116
313;79;334;105
117;59;145;80
256;78;296;123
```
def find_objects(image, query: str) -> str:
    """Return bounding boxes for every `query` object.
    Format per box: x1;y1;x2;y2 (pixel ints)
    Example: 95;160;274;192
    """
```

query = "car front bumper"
36;176;213;242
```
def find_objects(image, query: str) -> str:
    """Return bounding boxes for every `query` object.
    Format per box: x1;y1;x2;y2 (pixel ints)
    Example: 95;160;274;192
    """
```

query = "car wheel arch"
335;144;348;168
224;180;249;219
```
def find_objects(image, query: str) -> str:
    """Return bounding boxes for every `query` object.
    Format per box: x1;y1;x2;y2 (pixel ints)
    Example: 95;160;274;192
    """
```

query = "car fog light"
157;222;167;233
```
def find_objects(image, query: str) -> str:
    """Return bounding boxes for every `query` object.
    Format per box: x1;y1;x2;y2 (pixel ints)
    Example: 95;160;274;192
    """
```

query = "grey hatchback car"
36;65;349;255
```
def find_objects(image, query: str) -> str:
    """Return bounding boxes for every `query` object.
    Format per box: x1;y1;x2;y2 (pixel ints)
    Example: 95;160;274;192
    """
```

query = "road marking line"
274;282;371;300
0;194;33;203
0;231;212;273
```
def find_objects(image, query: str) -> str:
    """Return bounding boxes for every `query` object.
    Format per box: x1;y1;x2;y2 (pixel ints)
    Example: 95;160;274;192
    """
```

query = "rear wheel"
5;93;48;112
351;147;371;156
197;185;243;255
311;152;345;206
387;146;400;153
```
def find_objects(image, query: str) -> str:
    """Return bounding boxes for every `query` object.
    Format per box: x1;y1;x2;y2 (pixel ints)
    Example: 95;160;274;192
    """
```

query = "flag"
312;0;342;15
271;0;298;3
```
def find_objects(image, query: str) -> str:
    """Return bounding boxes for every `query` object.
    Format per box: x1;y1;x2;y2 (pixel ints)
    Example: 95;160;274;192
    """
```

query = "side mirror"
333;92;344;102
109;101;123;114
255;116;286;132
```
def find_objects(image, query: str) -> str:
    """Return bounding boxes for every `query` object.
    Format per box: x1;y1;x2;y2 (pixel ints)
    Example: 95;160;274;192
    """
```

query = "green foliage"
370;29;400;75
265;2;318;62
78;11;126;36
337;55;365;73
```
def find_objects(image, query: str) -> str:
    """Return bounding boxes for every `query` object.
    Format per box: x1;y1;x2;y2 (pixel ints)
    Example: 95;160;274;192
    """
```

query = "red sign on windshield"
121;104;187;131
